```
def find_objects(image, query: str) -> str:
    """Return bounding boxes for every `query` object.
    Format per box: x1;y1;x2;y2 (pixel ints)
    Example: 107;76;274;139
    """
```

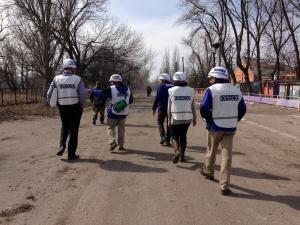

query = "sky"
108;0;190;81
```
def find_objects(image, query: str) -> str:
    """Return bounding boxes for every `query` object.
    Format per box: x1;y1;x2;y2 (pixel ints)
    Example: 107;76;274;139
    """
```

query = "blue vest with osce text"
209;83;242;128
110;85;131;116
54;74;81;105
168;86;194;120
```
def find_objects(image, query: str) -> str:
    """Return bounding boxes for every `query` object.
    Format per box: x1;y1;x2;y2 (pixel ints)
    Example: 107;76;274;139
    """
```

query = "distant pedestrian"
101;74;133;151
152;73;174;146
89;81;107;125
146;85;152;97
47;58;85;160
200;66;246;195
168;72;197;163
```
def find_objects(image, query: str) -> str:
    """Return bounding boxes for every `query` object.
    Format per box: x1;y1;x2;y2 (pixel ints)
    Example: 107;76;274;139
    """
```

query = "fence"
0;88;44;106
243;93;300;110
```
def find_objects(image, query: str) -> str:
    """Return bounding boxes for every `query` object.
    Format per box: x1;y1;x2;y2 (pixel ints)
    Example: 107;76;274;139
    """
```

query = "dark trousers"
58;103;83;157
172;123;190;149
157;111;172;142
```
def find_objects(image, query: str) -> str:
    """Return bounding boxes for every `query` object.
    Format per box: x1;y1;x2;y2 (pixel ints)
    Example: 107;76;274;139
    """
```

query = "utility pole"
182;57;185;72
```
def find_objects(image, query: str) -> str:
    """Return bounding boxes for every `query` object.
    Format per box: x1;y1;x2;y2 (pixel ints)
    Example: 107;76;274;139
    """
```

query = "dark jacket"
152;81;173;112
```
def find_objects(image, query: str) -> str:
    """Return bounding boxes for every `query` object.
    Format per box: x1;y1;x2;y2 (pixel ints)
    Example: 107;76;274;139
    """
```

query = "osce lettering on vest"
220;95;239;101
209;83;242;128
55;74;81;105
169;86;194;121
175;96;191;101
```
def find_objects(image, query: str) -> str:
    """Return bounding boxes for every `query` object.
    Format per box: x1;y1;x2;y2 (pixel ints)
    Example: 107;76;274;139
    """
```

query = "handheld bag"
113;99;128;112
49;88;58;107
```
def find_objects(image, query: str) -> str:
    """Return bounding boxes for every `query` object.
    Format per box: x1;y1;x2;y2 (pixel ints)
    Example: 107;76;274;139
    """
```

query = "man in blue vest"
200;66;246;195
89;81;107;125
152;73;174;146
47;59;85;160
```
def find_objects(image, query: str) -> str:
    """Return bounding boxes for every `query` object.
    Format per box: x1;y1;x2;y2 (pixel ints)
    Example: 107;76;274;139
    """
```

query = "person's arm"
200;89;212;121
102;87;112;99
238;97;247;121
77;79;86;106
129;90;133;104
167;95;172;127
89;89;94;102
191;99;197;126
152;87;161;114
46;79;56;104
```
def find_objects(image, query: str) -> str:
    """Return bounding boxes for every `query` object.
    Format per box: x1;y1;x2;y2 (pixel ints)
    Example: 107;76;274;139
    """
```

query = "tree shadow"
62;158;168;173
187;146;245;155
125;124;158;128
113;148;174;162
230;184;300;210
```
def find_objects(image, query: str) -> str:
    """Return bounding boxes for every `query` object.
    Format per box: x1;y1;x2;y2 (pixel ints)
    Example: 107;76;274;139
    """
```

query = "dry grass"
0;103;58;122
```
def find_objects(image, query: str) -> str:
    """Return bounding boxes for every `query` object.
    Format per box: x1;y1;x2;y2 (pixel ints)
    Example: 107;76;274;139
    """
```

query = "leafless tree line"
0;0;153;98
179;0;300;91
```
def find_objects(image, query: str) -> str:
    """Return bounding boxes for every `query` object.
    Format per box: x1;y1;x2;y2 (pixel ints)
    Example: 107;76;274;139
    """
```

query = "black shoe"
221;189;232;196
93;120;96;125
100;118;104;124
173;152;180;164
199;169;214;181
160;137;166;145
118;146;126;151
110;142;117;151
180;157;186;162
68;154;80;160
56;147;65;156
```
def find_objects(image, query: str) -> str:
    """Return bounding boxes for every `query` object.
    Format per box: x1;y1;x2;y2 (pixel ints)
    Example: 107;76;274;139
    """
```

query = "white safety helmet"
109;74;122;82
158;73;170;82
208;67;229;80
63;58;77;69
173;71;187;81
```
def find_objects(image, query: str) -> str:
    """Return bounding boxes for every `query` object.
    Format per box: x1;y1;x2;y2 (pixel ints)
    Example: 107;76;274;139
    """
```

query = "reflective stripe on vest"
110;85;131;115
168;86;194;120
55;74;81;105
209;83;242;128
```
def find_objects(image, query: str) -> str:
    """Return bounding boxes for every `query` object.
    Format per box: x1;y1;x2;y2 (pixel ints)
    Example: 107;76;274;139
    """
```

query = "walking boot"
172;141;181;164
92;118;96;125
180;146;186;162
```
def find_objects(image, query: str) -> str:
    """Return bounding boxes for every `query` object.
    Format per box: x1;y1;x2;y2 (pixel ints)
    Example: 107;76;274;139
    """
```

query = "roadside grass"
0;102;95;122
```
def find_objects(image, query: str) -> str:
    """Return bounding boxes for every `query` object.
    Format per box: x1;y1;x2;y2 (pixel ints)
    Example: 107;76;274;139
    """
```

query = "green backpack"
113;99;128;112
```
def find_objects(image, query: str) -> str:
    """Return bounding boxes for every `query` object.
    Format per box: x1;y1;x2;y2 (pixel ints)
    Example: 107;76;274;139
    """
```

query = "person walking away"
47;58;85;160
152;73;174;146
90;81;107;125
200;66;246;195
101;74;133;151
146;85;152;97
168;72;197;163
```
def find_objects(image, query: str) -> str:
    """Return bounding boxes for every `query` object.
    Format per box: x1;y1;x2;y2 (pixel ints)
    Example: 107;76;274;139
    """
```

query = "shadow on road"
126;124;157;128
62;158;168;173
230;184;300;210
188;146;246;156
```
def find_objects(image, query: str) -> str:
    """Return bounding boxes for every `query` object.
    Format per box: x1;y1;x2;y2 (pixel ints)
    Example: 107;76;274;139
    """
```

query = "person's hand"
193;119;197;127
152;110;156;116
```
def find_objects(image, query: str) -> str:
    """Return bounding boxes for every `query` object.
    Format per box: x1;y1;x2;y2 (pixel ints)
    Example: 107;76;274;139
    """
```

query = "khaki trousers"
203;130;235;190
93;105;105;121
107;118;126;147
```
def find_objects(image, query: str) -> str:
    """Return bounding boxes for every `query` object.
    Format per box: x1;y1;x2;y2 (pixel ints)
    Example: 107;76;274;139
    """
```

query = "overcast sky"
108;0;190;81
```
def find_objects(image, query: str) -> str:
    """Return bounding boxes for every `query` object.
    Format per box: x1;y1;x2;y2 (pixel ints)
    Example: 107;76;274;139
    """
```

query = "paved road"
0;97;299;225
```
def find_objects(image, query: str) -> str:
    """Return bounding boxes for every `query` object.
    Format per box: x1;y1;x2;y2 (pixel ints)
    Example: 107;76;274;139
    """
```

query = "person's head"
109;74;122;85
63;58;77;73
158;73;170;85
95;81;101;88
173;71;187;86
207;66;229;85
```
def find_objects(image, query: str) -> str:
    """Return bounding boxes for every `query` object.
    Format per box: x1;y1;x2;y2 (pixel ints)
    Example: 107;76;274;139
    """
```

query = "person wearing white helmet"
152;73;174;146
200;66;246;195
98;74;133;151
167;71;197;163
47;58;85;160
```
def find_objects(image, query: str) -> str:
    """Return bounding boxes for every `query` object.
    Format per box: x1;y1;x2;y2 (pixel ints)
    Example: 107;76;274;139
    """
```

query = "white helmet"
109;74;122;82
158;73;170;82
208;67;229;80
63;58;77;69
173;71;187;81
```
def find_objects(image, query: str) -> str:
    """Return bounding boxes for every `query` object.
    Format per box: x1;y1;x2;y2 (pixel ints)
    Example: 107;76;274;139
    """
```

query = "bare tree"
160;48;171;75
280;0;300;79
